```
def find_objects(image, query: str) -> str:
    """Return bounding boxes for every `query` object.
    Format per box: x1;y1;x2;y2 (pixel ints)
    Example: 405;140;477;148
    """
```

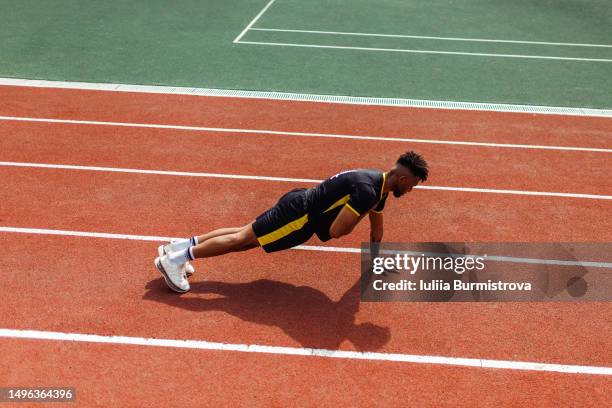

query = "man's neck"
382;171;393;194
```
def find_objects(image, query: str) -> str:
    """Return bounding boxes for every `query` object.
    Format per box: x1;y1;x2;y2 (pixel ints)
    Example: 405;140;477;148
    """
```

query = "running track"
1;85;611;406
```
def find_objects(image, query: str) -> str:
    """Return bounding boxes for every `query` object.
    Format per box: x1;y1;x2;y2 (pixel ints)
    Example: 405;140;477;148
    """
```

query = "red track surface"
1;86;611;406
5;339;612;408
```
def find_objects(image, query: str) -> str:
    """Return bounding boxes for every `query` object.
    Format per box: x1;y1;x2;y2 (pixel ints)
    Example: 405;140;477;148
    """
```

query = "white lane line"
1;226;610;269
0;328;610;375
233;0;277;43
1;161;611;200
2;77;611;117
235;40;612;63
1;115;610;153
0;226;174;243
250;28;612;48
417;185;612;200
0;161;319;183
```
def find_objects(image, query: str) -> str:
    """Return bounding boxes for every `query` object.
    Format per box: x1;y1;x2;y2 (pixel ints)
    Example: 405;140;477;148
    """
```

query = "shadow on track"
143;277;390;351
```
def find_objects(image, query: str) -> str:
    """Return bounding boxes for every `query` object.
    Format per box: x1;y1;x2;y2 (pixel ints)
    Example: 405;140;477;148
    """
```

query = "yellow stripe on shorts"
256;213;309;246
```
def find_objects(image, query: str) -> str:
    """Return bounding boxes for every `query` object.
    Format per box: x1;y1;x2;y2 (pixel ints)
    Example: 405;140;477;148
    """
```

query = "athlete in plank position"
155;151;429;292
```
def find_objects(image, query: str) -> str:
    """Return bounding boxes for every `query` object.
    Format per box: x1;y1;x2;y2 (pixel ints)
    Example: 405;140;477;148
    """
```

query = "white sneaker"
154;255;190;293
158;242;195;277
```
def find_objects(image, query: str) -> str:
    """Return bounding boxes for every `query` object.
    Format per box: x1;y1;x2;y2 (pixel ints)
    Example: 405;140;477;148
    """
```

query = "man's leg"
191;223;259;258
155;188;307;293
165;223;258;264
163;227;243;254
160;228;244;277
196;227;243;245
155;223;259;293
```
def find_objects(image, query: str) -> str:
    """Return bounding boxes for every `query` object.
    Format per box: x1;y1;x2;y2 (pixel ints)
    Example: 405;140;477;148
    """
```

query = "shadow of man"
143;277;390;351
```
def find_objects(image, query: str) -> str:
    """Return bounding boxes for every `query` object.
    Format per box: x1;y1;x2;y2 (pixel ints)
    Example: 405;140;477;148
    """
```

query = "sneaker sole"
158;244;194;277
154;258;189;293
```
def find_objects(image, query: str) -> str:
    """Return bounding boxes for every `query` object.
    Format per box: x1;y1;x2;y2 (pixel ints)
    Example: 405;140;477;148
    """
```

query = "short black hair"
397;151;428;182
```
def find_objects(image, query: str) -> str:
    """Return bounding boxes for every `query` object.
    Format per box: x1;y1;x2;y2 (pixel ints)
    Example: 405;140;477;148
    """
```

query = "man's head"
389;151;429;197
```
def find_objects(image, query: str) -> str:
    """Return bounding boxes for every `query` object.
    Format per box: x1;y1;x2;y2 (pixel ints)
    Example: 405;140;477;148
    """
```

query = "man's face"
393;173;421;197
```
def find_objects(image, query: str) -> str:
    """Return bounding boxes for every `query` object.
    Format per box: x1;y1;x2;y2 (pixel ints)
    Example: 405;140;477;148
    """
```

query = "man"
155;151;429;293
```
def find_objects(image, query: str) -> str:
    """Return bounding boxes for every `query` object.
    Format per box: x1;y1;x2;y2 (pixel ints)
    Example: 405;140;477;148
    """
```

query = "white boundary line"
0;161;319;183
1;115;611;153
2;161;612;200
1;77;611;117
233;0;277;43
0;328;610;375
235;40;612;63
1;226;611;268
250;28;612;48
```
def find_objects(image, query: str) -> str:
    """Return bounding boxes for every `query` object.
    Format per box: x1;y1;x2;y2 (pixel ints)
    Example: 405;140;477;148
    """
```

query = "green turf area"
1;0;611;108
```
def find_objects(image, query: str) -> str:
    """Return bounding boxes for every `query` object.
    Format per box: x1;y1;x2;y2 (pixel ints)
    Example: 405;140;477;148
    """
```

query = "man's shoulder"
331;168;381;183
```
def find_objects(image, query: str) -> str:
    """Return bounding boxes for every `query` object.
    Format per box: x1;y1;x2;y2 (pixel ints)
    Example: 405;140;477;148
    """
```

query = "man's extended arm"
329;206;363;238
368;211;384;259
369;211;384;242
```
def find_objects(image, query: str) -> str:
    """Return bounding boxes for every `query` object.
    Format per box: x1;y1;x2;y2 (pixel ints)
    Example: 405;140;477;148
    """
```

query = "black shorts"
252;188;316;253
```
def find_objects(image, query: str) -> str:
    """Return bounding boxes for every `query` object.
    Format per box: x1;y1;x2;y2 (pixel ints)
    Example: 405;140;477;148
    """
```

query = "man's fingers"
381;268;401;276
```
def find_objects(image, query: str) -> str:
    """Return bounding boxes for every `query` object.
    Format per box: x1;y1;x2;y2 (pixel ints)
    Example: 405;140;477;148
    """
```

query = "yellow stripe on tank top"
323;194;350;213
345;203;361;217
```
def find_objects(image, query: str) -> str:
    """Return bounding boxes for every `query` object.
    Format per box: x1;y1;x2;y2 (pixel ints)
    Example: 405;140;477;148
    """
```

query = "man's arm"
368;211;384;260
369;211;384;243
329;206;364;239
330;182;378;239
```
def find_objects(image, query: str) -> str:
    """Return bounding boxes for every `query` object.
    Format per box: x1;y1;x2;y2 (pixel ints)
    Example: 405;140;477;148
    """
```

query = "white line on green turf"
250;28;612;48
235;40;612;63
233;0;276;43
1;161;612;200
1;77;610;117
0;115;610;153
0;328;610;375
